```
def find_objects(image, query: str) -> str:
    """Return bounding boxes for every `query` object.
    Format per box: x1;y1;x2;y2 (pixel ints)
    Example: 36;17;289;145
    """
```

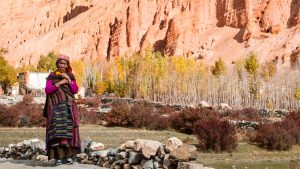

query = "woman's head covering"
57;54;70;63
56;54;72;72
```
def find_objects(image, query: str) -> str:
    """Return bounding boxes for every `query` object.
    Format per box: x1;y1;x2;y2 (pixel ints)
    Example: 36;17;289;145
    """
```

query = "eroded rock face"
1;0;300;67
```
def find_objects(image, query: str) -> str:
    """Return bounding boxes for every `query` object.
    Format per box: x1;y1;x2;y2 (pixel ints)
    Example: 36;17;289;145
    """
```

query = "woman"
43;55;81;166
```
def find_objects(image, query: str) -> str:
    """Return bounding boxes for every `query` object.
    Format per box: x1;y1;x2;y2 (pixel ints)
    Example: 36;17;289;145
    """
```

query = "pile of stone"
99;97;186;115
0;139;47;161
0;137;213;169
229;120;260;130
258;109;289;117
76;137;213;169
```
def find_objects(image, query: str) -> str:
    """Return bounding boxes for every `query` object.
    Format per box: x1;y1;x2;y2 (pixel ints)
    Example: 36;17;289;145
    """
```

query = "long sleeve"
45;80;57;95
69;80;79;94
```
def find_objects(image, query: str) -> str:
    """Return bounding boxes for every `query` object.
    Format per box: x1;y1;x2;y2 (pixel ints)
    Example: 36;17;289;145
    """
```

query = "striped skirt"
47;102;73;140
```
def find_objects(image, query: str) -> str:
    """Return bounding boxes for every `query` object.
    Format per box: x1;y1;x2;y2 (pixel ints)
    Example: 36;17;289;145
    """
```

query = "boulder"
219;103;232;110
35;155;48;161
89;141;105;151
198;101;210;108
89;149;109;158
125;140;135;149
177;162;204;169
163;154;177;169
141;159;154;169
107;148;118;156
116;151;127;159
157;145;166;158
134;139;147;151
128;151;143;165
170;144;197;162
166;137;182;152
142;140;162;159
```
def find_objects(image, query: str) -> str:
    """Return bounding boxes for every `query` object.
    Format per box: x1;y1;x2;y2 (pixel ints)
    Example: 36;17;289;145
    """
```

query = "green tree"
211;58;227;77
37;52;58;72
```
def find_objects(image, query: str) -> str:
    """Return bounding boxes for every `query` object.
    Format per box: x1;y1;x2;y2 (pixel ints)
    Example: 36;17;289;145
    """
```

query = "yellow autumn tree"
294;87;300;100
244;52;260;100
0;55;17;93
261;61;277;82
71;59;85;88
211;58;227;77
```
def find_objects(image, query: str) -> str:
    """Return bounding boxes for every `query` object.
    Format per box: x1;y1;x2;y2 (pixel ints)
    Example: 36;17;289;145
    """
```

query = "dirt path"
0;158;107;169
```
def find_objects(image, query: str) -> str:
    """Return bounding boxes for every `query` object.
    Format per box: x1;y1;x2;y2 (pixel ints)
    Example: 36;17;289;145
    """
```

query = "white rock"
198;101;210;108
141;140;162;159
219;103;232;110
35;155;48;161
177;162;204;169
125;140;135;149
134;139;147;151
8;144;17;150
119;143;126;150
23;139;45;150
89;142;105;151
166;137;182;152
170;144;197;162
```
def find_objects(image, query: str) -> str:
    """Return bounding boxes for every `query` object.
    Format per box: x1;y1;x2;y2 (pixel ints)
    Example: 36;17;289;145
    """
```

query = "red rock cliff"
0;0;299;68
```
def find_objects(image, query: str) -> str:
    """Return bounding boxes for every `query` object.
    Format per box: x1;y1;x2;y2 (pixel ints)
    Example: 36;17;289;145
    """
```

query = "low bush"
14;99;45;127
250;110;300;150
103;102;131;127
78;106;100;124
170;108;220;134
76;96;101;107
193;118;238;152
0;100;45;127
250;122;294;151
103;102;171;130
225;108;262;121
0;104;19;127
128;103;154;128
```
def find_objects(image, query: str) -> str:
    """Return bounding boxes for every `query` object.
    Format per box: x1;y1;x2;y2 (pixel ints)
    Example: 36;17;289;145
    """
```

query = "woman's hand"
55;79;69;88
61;73;72;84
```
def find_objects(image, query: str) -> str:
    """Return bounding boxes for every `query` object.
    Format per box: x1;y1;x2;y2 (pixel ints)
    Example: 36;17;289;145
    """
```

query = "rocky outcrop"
1;0;300;67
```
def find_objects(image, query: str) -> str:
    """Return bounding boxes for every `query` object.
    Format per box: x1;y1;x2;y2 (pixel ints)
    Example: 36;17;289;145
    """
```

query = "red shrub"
13;101;45;127
155;106;177;115
103;102;171;130
193;118;237;152
0;100;45;127
78;106;100;124
129;103;171;130
0;104;19;127
170;108;220;134
285;111;300;127
128;103;155;128
146;115;171;130
281;111;300;144
23;94;34;103
250;122;294;151
103;102;131;127
226;108;262;122
76;96;101;107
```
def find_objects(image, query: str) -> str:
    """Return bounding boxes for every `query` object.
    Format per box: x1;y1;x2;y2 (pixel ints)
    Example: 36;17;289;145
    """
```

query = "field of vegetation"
0;48;299;169
0;125;299;169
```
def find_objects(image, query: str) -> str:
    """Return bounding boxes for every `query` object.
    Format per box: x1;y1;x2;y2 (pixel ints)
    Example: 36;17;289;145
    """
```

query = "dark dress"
43;72;81;160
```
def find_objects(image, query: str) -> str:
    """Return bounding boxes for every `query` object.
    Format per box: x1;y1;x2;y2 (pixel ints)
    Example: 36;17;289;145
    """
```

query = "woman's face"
57;59;68;73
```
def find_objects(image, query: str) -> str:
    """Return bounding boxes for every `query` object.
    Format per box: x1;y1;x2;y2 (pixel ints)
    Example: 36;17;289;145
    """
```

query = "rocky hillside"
0;0;300;68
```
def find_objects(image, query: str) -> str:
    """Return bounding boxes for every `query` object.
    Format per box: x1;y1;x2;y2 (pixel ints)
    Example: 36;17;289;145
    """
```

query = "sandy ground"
0;158;107;169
